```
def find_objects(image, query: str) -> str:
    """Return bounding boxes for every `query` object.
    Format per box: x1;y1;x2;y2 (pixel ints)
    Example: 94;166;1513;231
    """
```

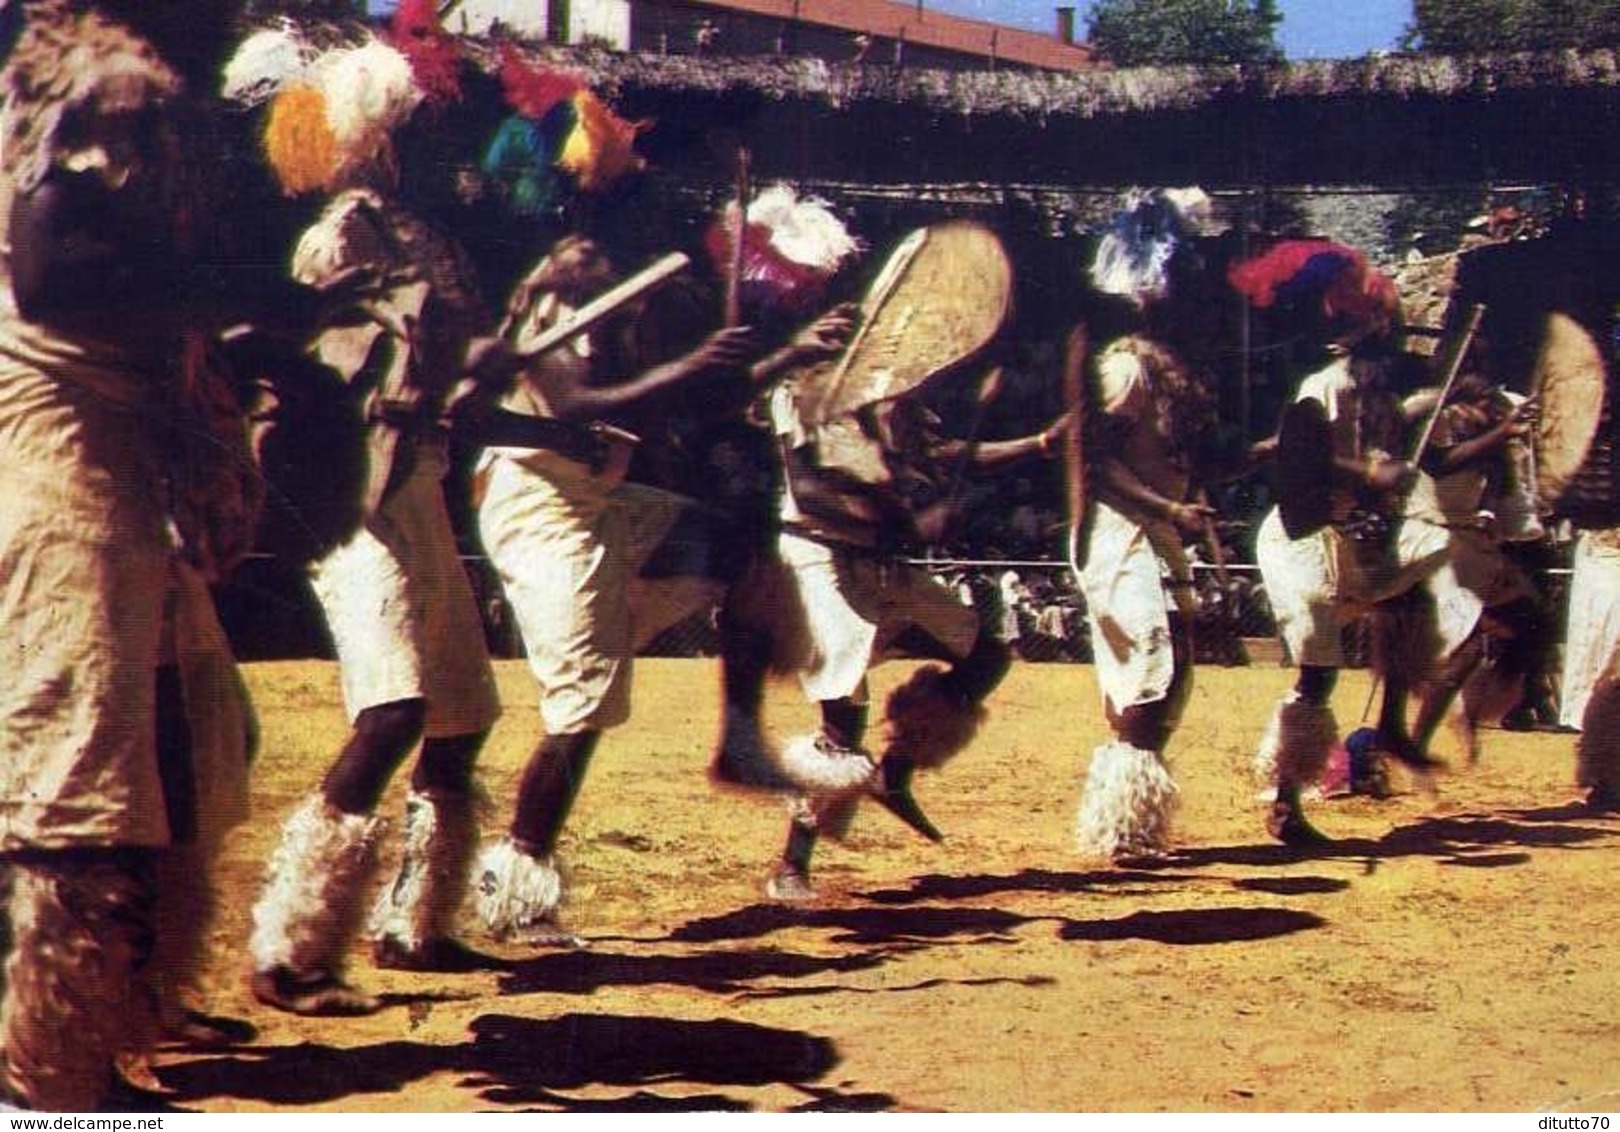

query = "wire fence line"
310;555;1566;672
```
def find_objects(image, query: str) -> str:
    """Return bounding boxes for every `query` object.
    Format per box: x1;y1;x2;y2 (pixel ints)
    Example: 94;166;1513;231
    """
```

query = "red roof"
688;0;1095;71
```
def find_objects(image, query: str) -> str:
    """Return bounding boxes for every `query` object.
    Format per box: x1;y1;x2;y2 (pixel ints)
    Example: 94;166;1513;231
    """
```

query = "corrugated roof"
687;0;1094;71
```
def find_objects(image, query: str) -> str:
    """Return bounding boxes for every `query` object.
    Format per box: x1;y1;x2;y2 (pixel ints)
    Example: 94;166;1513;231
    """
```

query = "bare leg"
1263;666;1337;845
1410;633;1488;761
251;698;427;1016
370;732;489;971
510;731;599;856
766;700;865;901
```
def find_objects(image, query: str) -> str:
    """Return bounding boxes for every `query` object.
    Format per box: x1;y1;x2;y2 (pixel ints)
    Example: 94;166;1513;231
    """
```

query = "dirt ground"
150;656;1620;1113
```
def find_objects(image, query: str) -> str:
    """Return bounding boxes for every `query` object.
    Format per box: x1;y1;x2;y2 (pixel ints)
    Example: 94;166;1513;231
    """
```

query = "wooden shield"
1275;397;1335;539
796;221;1013;425
1532;311;1608;508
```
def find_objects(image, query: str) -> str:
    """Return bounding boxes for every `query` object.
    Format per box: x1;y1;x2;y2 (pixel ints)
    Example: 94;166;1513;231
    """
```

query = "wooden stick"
1197;490;1231;590
512;252;692;361
1409;302;1486;466
1060;323;1088;555
724;147;752;328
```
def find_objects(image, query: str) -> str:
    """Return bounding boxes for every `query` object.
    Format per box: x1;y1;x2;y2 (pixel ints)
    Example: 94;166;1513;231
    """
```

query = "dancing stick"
1409;302;1487;466
1060;323;1089;553
1197;490;1231;589
511;252;692;361
724;146;752;328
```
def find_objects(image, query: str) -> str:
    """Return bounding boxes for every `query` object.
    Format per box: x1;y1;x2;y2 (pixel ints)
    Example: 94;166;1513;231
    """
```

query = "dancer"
1251;331;1419;843
1559;524;1620;811
470;234;855;941
754;379;1065;899
1070;331;1223;860
1370;366;1542;770
1232;240;1423;844
243;31;513;1014
0;0;289;1107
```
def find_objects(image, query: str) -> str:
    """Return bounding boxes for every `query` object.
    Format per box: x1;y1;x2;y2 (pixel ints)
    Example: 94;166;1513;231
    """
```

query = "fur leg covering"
881;665;986;770
1075;740;1178;860
712;703;796;792
249;794;382;977
780;733;878;794
1256;694;1338;794
473;837;564;942
368;789;477;952
1577;677;1620;800
1;854;157;1113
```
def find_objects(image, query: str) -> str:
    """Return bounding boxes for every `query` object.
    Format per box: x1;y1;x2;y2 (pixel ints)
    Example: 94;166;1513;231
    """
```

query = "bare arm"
1093;454;1213;535
9;170;367;347
1422;398;1536;477
526;326;760;423
929;412;1073;473
748;304;858;385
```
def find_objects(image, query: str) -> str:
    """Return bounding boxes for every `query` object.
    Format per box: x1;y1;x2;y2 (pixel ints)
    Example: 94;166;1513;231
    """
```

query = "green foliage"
1085;0;1284;66
1405;0;1620;53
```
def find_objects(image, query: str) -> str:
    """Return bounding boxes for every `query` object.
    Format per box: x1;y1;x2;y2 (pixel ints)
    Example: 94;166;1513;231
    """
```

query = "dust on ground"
152;659;1620;1113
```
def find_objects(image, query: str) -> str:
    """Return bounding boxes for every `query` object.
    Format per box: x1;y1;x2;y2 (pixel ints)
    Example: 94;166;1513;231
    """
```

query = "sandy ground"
149;657;1620;1113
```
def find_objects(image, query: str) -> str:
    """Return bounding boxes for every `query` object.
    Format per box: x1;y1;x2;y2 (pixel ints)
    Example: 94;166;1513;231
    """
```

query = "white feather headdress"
246;32;423;196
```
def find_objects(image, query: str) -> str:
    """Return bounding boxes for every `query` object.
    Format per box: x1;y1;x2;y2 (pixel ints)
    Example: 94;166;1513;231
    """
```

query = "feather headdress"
388;0;462;105
220;23;311;108
1228;239;1399;336
1089;187;1213;308
257;37;423;196
703;183;863;316
480;44;647;213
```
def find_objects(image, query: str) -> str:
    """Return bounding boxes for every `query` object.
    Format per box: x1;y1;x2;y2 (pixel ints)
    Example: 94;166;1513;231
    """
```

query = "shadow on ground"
158;1012;864;1112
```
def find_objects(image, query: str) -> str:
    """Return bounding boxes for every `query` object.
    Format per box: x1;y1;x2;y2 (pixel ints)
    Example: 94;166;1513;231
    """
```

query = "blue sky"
916;1;1412;59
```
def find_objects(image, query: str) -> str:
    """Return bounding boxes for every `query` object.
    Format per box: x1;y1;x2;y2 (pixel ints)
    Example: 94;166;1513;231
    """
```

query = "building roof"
687;0;1094;71
464;40;1620;188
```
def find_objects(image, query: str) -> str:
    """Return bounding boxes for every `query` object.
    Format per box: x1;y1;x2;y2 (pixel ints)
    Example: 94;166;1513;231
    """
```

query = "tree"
1085;0;1283;67
1405;0;1620;53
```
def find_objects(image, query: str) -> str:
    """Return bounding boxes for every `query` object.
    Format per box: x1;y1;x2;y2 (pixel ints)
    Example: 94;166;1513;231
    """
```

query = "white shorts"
774;530;981;705
1071;502;1192;715
478;454;723;735
1400;521;1533;661
1560;532;1620;729
308;443;499;737
1256;507;1447;669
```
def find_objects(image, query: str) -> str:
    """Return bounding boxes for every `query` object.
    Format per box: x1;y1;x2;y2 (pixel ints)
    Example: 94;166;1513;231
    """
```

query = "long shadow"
1163;811;1614;869
1058;906;1326;945
158;1012;853;1112
482;1088;750;1111
670;901;1053;946
1506;803;1619;824
860;867;1196;906
730;972;1059;1003
1438;851;1533;868
1382;814;1613;853
158;1039;454;1107
1233;876;1351;896
497;944;891;996
464;1013;847;1102
466;1015;898;1110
